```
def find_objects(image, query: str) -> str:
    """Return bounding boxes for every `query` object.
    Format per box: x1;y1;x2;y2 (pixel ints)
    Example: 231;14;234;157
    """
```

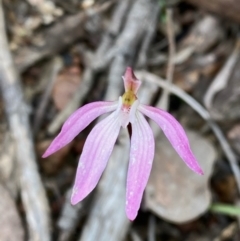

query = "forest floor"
0;0;240;241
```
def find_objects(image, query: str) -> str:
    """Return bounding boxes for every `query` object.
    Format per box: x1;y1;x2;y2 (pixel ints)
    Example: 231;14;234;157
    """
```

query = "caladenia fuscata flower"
43;67;203;220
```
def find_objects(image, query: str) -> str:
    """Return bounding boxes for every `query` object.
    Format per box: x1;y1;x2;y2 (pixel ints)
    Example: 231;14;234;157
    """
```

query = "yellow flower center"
122;90;137;106
121;90;137;114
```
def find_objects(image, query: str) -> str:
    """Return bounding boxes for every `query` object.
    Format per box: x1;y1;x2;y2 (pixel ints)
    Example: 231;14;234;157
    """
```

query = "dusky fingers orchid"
43;67;203;220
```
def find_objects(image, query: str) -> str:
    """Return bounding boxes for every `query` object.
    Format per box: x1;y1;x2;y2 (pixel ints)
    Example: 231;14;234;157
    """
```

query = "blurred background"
0;0;240;240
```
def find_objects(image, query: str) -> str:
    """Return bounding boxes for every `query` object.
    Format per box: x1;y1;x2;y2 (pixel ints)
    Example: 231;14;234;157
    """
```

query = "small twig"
0;1;51;241
148;215;156;241
136;70;240;194
166;8;176;87
33;57;63;136
204;41;240;109
151;7;175;135
158;7;176;110
213;222;238;241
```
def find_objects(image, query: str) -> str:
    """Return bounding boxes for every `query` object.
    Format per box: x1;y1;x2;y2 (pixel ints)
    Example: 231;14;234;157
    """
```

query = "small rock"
145;129;216;223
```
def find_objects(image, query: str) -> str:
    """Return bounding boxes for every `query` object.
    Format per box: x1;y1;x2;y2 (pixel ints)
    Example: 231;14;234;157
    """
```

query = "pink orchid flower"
43;67;203;220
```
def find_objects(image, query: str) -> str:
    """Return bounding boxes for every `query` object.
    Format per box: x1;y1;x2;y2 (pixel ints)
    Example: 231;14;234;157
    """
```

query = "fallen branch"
0;1;51;241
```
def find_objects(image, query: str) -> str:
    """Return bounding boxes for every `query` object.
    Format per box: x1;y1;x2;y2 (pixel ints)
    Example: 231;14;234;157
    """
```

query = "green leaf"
210;203;240;217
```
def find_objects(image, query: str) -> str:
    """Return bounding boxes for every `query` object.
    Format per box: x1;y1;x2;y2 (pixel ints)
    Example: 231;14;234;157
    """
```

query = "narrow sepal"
126;112;155;220
42;101;117;157
71;111;121;204
139;105;203;175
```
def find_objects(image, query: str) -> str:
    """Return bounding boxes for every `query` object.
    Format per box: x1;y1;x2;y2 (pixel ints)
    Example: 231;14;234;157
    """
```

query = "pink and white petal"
71;111;121;205
139;105;203;175
126;112;155;220
42;101;117;157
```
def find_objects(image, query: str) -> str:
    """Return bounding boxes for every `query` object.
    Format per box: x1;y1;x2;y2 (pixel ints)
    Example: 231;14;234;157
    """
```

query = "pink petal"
139;105;204;175
71;111;121;205
123;67;142;94
42;101;117;157
126;112;155;220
